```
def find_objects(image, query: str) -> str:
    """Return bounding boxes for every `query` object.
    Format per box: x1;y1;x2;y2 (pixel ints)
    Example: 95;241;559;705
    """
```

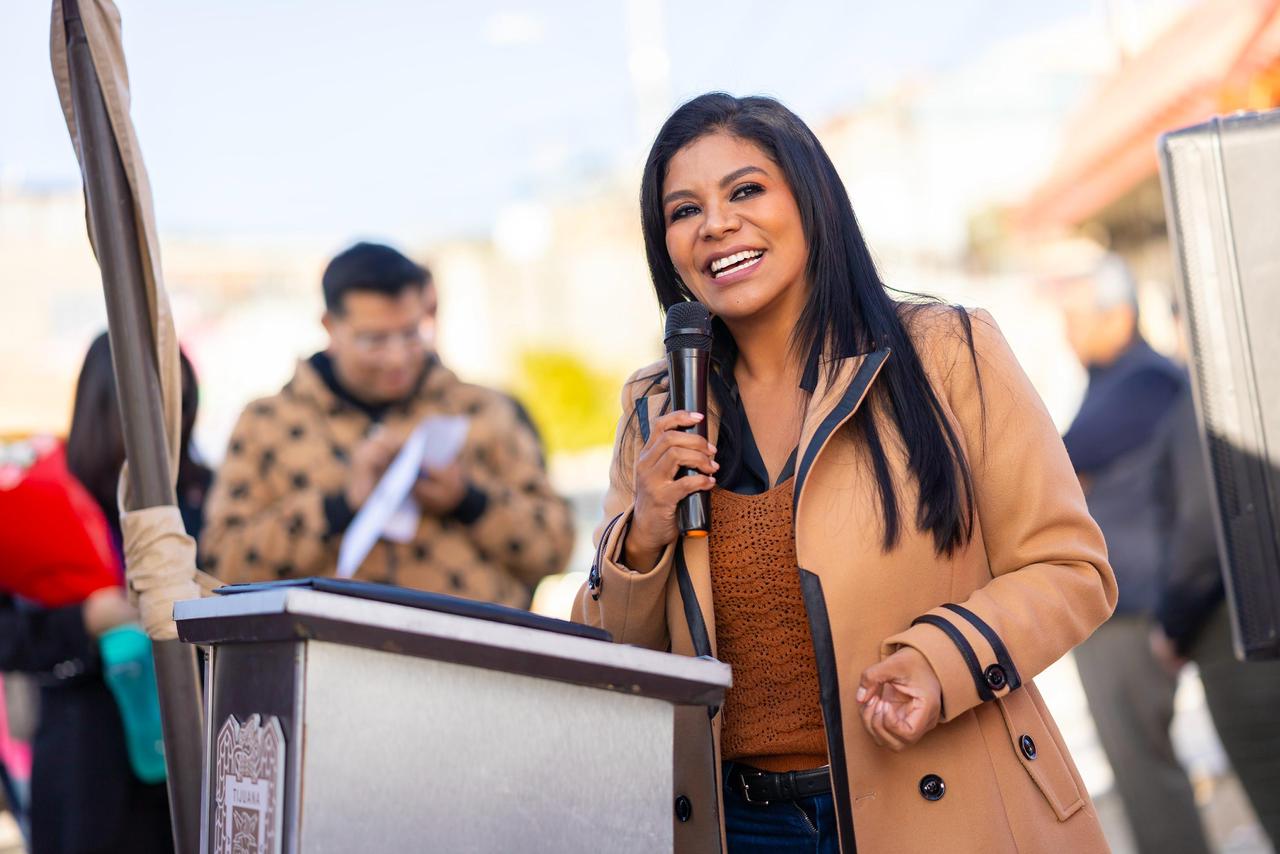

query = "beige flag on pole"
50;0;219;640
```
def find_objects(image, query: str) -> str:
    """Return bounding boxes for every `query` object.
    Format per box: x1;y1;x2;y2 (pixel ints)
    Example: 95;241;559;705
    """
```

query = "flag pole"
60;2;204;851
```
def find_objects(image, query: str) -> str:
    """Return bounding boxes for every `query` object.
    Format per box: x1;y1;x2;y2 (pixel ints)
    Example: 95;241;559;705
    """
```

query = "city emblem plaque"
214;714;285;854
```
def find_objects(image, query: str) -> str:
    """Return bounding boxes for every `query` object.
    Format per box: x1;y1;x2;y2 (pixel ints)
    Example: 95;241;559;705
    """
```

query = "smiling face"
661;132;809;326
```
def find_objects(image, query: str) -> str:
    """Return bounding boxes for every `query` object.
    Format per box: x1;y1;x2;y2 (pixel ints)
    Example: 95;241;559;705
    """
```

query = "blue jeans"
723;762;841;853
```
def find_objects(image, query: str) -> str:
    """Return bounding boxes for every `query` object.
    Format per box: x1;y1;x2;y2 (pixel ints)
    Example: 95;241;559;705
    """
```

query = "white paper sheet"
381;496;421;544
336;415;470;578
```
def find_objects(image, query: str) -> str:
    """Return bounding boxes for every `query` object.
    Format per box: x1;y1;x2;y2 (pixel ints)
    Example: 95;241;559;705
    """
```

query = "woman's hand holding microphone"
622;410;718;572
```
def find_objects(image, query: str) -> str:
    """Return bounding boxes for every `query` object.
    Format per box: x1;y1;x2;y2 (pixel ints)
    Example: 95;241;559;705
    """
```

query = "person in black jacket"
0;333;211;854
1150;388;1280;845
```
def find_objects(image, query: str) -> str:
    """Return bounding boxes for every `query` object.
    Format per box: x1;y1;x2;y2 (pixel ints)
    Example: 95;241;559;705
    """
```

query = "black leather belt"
729;764;832;805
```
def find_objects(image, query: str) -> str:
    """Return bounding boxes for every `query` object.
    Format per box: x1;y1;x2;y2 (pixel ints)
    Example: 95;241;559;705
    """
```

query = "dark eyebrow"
662;164;769;207
719;165;766;188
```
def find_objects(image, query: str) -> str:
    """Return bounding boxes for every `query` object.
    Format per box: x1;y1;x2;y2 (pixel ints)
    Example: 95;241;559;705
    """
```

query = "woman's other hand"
622;410;718;571
856;647;942;751
82;587;139;638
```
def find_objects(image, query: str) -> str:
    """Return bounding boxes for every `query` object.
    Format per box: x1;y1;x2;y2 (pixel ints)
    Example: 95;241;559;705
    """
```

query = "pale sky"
2;1;1116;245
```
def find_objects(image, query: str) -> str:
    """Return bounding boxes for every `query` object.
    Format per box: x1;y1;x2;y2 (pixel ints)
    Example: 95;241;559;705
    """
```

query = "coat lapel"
791;346;890;853
649;351;891;660
653;350;891;663
793;348;892;515
634;388;722;450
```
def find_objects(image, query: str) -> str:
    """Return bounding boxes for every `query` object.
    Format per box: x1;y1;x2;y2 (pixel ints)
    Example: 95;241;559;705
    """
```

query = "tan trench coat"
575;306;1117;853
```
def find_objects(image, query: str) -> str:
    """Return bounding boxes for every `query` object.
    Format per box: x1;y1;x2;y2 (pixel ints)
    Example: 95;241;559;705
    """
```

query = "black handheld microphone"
664;301;713;537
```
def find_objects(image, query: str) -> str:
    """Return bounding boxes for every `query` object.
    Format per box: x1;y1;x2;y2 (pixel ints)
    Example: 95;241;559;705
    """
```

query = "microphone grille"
664;302;712;353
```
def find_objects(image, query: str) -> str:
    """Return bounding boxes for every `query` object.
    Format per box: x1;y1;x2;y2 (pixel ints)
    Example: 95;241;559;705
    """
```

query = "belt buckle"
736;769;771;806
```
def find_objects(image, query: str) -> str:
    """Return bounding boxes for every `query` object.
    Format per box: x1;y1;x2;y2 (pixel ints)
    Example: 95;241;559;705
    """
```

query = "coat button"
1020;735;1037;760
919;774;946;801
674;796;692;822
984;664;1007;691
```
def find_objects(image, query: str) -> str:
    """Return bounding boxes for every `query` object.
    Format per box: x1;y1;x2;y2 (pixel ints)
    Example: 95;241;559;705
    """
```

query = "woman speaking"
576;93;1116;853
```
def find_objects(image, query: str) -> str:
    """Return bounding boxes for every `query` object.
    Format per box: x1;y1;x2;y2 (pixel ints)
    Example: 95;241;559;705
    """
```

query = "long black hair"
65;332;212;536
639;93;979;554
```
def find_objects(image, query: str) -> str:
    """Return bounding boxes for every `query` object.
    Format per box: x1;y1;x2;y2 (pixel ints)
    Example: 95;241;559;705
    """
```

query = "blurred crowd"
0;238;1275;854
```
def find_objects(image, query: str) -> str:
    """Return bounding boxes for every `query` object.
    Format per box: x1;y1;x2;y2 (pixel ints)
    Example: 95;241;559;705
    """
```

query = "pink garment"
0;675;32;780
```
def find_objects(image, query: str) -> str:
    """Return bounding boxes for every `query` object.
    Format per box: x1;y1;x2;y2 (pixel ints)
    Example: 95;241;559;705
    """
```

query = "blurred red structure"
1021;0;1280;231
0;436;121;606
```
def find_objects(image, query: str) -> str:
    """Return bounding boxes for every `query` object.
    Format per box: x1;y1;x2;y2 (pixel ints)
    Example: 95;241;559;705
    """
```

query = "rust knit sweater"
708;480;828;772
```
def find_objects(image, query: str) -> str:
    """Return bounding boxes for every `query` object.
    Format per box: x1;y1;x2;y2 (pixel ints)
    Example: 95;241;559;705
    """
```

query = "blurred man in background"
201;242;574;608
1055;251;1211;854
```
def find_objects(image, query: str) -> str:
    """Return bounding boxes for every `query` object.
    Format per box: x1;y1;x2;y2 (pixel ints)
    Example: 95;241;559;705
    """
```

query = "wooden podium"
174;580;730;854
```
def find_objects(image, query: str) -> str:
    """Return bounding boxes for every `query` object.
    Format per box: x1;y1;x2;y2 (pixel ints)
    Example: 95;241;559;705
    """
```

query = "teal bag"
98;624;167;784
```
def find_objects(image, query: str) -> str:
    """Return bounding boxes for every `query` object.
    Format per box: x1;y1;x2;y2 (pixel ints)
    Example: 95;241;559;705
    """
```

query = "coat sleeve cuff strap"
940;602;1022;691
883;604;1019;721
912;614;996;703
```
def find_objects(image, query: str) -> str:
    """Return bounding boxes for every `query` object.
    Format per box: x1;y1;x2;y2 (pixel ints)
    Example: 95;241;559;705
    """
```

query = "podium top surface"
214;577;612;642
175;586;730;707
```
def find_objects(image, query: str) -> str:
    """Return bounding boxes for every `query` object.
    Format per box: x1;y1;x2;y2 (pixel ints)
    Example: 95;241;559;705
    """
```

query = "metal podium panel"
178;587;731;853
298;640;672;853
204;642;302;854
1159;110;1280;659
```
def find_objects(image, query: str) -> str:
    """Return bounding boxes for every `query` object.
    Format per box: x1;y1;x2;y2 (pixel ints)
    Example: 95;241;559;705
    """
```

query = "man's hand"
856;646;943;751
344;427;402;510
413;463;468;516
83;587;138;637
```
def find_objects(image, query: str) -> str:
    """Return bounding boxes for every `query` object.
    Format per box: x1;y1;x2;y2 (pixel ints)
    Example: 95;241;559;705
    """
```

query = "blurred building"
1019;0;1280;289
0;180;328;456
428;184;660;393
813;7;1174;428
0;181;104;438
